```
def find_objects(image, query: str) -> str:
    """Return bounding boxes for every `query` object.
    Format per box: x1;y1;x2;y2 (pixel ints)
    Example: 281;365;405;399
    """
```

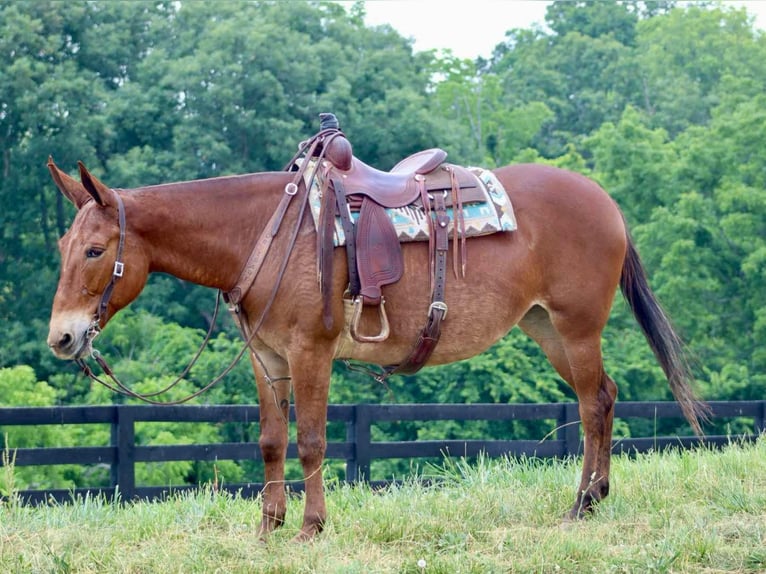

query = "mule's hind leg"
249;348;291;537
519;306;618;518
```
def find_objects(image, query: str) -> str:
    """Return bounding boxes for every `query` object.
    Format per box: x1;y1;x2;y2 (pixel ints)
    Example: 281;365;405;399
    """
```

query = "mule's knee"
259;434;287;464
297;430;326;466
603;375;617;405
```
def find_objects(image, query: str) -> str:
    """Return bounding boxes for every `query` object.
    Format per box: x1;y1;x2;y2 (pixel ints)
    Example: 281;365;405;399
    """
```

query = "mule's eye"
86;247;105;259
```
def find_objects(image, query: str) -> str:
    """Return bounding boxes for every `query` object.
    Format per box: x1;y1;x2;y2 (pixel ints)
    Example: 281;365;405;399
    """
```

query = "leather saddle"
327;150;480;304
295;115;483;374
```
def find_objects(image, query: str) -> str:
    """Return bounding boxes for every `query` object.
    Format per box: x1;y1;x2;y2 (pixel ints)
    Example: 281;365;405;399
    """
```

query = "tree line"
1;0;764;491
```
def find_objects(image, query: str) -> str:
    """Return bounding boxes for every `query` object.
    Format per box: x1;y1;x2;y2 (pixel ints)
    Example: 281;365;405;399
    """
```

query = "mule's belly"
333;233;532;366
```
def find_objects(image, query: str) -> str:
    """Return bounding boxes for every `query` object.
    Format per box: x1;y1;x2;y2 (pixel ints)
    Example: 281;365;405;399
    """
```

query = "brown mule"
46;157;706;539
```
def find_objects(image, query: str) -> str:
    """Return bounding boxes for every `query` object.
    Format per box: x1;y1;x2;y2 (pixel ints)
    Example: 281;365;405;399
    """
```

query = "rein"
74;290;239;405
74;189;247;405
75;133;333;404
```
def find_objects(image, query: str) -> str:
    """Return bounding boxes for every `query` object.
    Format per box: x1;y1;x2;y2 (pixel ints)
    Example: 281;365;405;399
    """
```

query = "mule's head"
47;159;149;360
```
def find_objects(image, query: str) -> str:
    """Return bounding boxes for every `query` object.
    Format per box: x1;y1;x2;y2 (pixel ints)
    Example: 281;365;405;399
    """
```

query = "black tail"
620;234;710;435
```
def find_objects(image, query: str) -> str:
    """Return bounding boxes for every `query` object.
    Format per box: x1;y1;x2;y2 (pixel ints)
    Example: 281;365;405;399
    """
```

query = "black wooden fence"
1;400;763;504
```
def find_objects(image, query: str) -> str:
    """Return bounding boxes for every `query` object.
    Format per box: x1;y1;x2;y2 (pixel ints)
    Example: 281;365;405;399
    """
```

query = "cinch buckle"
113;261;125;277
428;301;448;319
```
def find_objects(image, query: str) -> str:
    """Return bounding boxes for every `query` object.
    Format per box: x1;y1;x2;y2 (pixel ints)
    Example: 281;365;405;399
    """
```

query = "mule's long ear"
47;156;91;209
78;161;114;208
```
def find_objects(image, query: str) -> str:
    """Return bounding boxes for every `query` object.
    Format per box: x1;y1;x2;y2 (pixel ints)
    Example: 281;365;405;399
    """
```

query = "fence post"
348;404;371;483
110;405;136;501
345;407;358;482
756;401;766;435
559;403;581;457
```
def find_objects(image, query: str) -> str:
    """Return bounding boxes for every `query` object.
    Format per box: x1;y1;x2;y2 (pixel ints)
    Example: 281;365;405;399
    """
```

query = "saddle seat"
329;148;447;208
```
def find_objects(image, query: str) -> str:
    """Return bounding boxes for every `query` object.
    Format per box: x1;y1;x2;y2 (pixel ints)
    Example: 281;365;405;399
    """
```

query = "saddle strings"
449;166;467;278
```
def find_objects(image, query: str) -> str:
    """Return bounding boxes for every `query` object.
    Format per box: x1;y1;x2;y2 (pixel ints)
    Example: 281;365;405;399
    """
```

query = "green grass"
1;437;765;573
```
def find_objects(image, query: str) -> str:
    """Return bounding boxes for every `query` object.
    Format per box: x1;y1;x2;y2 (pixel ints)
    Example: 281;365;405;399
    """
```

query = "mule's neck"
125;171;295;290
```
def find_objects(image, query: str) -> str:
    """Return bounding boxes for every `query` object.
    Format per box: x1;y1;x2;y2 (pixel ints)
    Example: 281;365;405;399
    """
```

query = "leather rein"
74;135;331;405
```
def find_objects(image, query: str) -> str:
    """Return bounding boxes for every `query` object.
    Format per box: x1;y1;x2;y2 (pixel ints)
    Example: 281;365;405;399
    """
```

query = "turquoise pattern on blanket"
305;164;517;246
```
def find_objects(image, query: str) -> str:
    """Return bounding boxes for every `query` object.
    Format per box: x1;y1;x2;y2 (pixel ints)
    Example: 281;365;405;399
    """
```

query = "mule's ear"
78;161;114;207
47;156;91;209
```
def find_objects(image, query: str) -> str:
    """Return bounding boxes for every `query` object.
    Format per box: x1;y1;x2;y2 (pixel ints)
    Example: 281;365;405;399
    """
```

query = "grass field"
1;437;764;573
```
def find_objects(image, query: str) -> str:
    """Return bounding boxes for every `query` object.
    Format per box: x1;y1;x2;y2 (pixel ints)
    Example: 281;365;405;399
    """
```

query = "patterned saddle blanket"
303;162;517;246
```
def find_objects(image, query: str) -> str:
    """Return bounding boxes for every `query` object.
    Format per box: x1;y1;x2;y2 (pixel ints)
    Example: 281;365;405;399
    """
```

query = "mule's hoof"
291;519;325;542
292;528;320;543
258;514;285;540
564;501;594;522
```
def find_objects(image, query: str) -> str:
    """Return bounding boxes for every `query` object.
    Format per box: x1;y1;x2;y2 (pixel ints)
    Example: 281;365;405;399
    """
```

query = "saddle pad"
304;162;517;246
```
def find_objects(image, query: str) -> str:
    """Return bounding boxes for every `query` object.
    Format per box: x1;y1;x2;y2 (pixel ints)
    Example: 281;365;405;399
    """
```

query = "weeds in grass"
1;433;19;508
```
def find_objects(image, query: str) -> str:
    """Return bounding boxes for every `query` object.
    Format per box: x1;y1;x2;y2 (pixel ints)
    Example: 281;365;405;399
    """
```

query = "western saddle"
288;113;482;375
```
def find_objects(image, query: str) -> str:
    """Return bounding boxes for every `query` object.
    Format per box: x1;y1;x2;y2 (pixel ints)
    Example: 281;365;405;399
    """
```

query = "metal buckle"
113;261;125;277
86;321;101;341
285;182;299;196
428;301;448;319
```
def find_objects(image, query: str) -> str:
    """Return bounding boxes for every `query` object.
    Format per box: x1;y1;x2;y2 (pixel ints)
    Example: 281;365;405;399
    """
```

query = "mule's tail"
620;233;709;435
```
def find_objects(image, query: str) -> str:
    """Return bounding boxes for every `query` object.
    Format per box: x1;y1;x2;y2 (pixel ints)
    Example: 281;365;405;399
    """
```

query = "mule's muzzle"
47;317;97;360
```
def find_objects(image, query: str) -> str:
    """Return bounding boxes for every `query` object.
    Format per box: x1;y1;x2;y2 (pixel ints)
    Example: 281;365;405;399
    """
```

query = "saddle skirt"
304;160;517;246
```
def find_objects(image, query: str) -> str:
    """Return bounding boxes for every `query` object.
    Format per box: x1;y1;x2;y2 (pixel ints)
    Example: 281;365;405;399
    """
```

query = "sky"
357;1;766;60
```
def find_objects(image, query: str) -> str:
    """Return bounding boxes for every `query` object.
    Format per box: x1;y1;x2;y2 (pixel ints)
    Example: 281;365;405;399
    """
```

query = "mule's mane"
125;170;289;197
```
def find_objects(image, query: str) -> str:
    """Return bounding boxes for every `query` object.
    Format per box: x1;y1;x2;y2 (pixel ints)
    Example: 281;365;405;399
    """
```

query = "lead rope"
78;127;332;405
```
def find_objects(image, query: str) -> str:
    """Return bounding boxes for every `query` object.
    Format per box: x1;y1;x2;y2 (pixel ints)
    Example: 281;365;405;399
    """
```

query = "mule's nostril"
59;333;73;348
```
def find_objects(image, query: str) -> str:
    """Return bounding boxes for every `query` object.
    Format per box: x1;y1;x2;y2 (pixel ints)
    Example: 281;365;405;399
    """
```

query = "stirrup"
349;296;390;343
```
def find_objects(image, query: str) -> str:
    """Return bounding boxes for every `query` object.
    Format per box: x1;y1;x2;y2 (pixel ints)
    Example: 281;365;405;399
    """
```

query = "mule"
46;152;706;540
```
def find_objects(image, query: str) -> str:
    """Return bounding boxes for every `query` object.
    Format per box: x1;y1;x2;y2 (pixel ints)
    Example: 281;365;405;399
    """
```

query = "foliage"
0;366;107;492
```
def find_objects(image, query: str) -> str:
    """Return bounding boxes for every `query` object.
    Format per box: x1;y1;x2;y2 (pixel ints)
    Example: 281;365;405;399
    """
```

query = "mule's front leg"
250;350;291;537
289;346;333;541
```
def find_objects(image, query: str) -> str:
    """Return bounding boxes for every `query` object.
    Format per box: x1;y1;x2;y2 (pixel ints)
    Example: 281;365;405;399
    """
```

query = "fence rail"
1;400;763;504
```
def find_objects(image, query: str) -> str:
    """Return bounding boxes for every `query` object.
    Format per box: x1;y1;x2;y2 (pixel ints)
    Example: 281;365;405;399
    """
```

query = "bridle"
73;184;291;405
75;189;127;363
72;187;235;405
96;190;126;326
73;133;331;405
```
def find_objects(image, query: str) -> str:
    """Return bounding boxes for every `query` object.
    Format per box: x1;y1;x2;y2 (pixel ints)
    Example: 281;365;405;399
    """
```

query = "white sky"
357;1;766;60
